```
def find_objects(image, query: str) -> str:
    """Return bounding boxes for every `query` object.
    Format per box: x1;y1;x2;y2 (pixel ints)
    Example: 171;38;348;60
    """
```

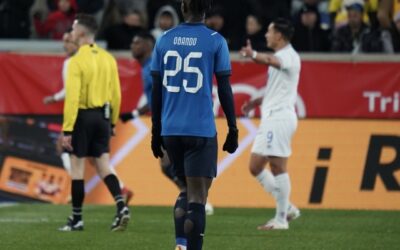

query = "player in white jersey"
43;32;76;105
240;18;301;230
42;31;133;204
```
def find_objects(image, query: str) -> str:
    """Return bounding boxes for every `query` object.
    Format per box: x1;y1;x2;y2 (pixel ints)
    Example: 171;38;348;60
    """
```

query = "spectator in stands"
377;0;400;52
292;0;330;30
392;12;400;52
205;7;226;36
34;0;76;40
243;14;269;51
329;0;379;30
151;5;179;39
0;0;34;38
146;0;181;30
292;4;331;52
251;0;292;25
97;0;121;39
331;3;380;53
206;6;242;49
104;8;145;50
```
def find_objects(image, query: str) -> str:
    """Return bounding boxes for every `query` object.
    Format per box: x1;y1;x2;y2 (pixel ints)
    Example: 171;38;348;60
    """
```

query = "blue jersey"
142;57;153;105
151;23;231;137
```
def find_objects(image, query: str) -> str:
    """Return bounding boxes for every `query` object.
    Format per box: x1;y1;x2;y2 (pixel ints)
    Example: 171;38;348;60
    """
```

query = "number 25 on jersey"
163;50;203;94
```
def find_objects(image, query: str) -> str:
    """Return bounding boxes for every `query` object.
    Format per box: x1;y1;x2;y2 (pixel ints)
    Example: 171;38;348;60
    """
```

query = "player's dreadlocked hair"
187;0;213;16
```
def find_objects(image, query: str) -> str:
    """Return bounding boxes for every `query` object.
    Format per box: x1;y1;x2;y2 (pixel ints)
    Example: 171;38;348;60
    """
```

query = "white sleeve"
275;49;292;70
53;58;69;101
53;89;66;101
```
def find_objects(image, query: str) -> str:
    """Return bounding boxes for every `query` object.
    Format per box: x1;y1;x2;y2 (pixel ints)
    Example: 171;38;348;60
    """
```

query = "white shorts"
251;108;298;158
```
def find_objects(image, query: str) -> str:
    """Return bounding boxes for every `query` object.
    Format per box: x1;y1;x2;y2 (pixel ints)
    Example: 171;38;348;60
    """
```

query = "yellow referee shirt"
63;43;121;132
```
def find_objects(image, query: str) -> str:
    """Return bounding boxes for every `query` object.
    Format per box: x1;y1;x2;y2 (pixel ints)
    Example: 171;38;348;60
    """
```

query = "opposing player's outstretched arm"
240;39;281;69
217;74;238;154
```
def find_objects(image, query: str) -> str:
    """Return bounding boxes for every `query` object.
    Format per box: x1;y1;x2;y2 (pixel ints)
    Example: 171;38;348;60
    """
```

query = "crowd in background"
0;0;399;53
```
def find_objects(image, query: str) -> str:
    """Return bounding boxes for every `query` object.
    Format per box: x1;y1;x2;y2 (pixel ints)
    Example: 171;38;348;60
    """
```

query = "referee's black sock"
185;203;205;250
104;174;125;212
174;192;187;246
71;179;85;222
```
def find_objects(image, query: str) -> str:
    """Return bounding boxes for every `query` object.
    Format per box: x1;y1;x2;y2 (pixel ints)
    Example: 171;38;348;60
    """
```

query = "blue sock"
174;192;187;246
185;203;205;250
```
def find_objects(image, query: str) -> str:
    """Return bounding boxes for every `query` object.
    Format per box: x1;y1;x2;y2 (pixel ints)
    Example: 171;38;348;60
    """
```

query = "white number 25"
163;50;203;94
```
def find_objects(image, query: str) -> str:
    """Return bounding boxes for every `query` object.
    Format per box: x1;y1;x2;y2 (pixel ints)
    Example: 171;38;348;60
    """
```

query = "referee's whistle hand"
61;135;73;151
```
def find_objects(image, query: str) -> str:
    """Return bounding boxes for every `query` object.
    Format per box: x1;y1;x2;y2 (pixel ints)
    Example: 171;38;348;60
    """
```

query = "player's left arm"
217;73;237;130
215;37;238;154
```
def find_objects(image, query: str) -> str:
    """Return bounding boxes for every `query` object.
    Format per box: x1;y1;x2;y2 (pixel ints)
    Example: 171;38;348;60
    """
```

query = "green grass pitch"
0;204;399;250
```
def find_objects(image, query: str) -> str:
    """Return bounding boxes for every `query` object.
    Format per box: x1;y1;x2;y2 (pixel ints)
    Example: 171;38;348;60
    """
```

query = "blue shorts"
162;136;218;178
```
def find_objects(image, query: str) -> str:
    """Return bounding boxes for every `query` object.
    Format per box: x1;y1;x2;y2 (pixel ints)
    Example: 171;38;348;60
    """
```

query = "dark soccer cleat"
111;206;130;232
58;216;84;231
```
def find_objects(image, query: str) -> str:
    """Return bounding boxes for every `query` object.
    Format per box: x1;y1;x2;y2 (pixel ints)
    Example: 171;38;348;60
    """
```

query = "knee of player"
174;207;186;219
249;164;263;176
184;218;194;235
269;163;286;175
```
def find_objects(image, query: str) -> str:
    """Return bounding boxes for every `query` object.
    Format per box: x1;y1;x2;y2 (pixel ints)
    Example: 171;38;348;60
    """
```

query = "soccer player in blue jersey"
151;0;238;249
120;32;187;192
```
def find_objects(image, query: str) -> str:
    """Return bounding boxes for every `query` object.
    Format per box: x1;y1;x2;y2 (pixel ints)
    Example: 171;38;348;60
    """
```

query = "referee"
59;14;130;232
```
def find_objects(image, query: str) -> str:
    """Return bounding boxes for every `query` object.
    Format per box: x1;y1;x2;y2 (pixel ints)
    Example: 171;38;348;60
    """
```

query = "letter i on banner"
309;148;332;204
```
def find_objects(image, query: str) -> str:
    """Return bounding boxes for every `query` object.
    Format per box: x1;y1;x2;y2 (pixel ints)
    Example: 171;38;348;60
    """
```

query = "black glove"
223;127;238;153
151;134;164;158
120;112;134;122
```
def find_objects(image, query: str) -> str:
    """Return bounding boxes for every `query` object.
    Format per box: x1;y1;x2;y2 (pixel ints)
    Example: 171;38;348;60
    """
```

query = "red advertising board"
0;53;398;118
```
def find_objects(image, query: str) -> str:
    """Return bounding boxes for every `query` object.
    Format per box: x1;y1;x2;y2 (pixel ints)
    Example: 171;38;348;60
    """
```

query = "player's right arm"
240;39;281;69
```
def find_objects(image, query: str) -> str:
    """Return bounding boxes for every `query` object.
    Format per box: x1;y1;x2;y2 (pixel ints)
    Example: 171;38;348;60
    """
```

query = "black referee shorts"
163;136;218;178
71;108;111;158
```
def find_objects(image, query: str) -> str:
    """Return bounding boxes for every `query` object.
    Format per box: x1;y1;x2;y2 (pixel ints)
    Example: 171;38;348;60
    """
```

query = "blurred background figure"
292;4;331;52
43;31;77;104
146;0;181;30
33;0;76;40
0;0;34;39
244;14;269;51
104;8;145;50
331;2;384;53
394;11;400;47
151;5;179;39
329;0;379;30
